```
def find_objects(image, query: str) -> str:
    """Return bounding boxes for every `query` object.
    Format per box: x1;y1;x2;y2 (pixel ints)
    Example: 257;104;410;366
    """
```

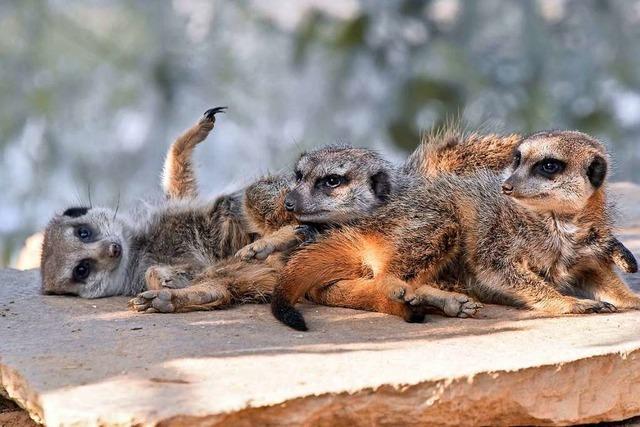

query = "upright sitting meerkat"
272;131;640;330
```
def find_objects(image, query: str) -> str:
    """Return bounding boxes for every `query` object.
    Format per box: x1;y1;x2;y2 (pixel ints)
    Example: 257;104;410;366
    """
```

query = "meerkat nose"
284;196;296;212
108;242;122;258
501;183;514;195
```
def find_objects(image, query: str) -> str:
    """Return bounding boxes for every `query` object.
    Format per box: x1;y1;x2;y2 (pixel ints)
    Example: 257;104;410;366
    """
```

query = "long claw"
203;106;227;119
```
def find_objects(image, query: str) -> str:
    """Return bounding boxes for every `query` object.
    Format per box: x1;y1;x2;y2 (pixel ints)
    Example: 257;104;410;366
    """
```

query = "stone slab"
1;265;639;426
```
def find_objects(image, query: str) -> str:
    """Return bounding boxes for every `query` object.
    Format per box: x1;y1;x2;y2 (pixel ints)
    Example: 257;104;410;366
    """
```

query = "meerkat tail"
162;107;227;199
270;229;386;331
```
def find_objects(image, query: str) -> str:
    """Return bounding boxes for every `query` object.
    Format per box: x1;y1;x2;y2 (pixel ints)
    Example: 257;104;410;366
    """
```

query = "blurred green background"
2;0;640;266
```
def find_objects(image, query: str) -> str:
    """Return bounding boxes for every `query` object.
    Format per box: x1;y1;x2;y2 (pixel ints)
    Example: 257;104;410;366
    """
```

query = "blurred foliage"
1;0;640;265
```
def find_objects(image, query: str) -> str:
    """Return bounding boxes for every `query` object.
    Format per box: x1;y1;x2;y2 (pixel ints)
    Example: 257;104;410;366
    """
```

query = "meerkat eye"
72;260;92;282
324;175;345;188
294;170;303;182
535;159;566;178
513;151;522;167
76;226;93;242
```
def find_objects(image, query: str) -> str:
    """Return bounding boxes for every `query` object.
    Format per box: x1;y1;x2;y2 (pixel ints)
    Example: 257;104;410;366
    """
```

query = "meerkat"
407;128;637;273
130;145;448;320
41;107;278;300
271;131;640;331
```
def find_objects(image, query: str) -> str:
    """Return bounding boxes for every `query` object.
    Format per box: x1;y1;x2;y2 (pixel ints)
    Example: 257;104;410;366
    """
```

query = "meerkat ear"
63;207;90;218
370;171;391;201
587;155;607;188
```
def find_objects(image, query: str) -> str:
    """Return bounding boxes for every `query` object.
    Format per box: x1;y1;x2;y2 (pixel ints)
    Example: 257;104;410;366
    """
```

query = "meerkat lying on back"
41;108;298;300
272;130;640;330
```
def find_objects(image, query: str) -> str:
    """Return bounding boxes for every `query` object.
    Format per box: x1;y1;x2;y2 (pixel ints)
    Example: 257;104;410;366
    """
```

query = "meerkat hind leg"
477;267;617;315
130;258;278;313
307;276;427;323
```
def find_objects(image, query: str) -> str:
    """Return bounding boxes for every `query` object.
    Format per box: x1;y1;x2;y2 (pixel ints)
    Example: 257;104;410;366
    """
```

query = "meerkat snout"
108;241;122;258
501;181;514;195
283;192;298;213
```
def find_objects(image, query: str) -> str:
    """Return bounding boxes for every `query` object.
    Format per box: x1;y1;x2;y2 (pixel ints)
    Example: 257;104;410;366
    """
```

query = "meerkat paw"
145;265;190;290
199;106;226;127
393;284;482;318
235;239;276;261
412;292;482;318
128;286;231;314
547;298;618;314
433;294;482;318
379;281;426;323
386;281;417;302
194;106;227;139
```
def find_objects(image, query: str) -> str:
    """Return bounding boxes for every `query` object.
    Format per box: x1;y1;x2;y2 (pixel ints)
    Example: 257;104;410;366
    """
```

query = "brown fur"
406;130;521;177
407;128;636;273
272;131;640;330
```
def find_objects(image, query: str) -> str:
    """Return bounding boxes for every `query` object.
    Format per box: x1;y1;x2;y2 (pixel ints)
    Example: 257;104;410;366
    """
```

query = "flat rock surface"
1;183;640;426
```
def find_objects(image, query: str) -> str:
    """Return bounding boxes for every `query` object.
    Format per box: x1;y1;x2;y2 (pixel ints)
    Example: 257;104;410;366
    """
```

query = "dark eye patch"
72;259;93;282
294;170;303;182
533;158;566;179
75;226;93;242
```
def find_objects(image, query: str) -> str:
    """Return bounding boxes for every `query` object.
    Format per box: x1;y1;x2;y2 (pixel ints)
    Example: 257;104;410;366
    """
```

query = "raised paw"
235;239;276;261
195;106;227;136
202;106;227;122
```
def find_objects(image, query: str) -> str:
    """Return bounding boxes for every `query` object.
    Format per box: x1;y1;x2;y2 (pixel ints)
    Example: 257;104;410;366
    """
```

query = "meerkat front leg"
585;267;640;310
162;106;227;200
476;264;617;315
236;225;317;260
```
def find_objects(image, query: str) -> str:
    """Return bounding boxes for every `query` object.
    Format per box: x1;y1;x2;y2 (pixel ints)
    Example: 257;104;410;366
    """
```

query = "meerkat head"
501;130;608;216
41;206;132;298
284;145;394;224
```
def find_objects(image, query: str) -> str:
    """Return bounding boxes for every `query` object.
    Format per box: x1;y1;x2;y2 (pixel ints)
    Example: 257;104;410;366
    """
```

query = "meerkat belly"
143;204;250;266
